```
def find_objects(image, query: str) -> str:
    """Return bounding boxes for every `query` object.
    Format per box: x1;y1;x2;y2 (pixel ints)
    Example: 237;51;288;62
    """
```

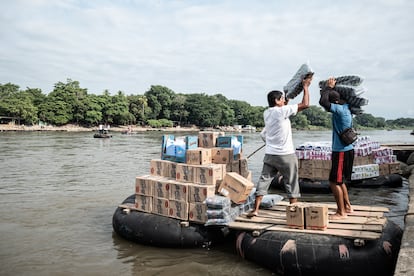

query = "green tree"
144;85;175;120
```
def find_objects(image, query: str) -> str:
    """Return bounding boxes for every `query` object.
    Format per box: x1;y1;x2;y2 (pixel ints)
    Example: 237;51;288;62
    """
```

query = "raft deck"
229;201;389;240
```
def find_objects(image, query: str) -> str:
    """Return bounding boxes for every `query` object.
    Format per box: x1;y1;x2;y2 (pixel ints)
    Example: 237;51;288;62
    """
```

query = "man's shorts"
329;149;354;184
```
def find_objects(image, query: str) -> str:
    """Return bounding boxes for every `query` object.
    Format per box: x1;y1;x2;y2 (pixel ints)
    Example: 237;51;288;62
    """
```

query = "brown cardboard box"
305;205;329;231
186;148;212;165
149;159;177;178
169;200;189;220
239;158;249;177
312;168;330;180
218;172;254;204
198;131;220;148
152;197;169;217
388;162;401;174
212;148;234;164
135;175;155;196
135;194;153;213
169;180;189;202
379;163;390;176
153;178;171;199
286;203;305;230
189;202;208;223
176;163;196;183
189;184;216;203
194;163;225;185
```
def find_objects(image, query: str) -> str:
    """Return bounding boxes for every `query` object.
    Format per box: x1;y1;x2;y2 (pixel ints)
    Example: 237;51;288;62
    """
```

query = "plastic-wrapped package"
283;63;314;99
206;208;230;219
259;194;284;208
319;75;364;89
205;195;231;209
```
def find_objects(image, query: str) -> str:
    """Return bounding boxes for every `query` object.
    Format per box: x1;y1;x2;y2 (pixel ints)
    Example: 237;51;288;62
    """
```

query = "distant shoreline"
0;124;200;133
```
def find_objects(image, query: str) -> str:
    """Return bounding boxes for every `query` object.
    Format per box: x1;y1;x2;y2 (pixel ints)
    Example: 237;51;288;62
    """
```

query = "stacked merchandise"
319;75;369;115
283;63;314;100
134;131;255;226
296;136;401;181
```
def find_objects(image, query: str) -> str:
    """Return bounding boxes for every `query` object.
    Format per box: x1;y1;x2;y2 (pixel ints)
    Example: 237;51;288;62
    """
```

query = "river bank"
0;123;200;133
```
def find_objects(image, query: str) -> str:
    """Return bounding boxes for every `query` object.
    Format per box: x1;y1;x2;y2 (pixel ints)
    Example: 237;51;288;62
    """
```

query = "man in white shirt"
247;77;312;217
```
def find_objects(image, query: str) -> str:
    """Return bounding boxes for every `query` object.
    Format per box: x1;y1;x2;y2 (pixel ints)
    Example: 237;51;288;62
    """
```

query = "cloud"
1;0;413;119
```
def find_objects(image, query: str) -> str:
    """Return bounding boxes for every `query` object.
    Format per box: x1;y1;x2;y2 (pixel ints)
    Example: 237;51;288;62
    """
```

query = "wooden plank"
271;202;389;212
228;222;381;240
236;216;383;232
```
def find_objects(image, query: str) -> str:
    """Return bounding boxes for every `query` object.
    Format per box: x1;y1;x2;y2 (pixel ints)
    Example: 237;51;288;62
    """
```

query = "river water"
0;129;412;276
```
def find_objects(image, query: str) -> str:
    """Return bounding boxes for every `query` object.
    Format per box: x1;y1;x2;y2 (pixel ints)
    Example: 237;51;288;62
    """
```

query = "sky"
1;0;413;120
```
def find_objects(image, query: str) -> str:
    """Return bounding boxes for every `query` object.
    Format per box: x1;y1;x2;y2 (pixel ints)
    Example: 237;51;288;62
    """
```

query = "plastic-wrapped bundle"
350;106;365;115
206;208;230;219
260;194;284;208
347;96;368;107
205;195;231;209
319;75;364;89
283;63;314;99
333;85;364;98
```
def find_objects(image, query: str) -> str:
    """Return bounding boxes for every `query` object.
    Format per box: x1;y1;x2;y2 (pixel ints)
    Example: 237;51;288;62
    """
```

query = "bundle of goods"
319;75;369;115
295;136;400;181
135;131;258;226
283;63;314;99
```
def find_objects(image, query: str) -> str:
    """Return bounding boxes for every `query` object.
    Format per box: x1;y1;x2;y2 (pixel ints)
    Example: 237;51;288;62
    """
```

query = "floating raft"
233;201;402;276
229;201;388;240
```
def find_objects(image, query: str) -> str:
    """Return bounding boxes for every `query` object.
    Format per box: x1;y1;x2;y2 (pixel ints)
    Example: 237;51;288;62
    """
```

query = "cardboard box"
150;159;177;178
153;178;171;199
189;184;216;203
212;148;234;164
135;194;153;213
388;162;401;174
305;205;328;230
198;131;220;148
152;197;169;217
379;163;390;176
186;147;212;165
168;200;189;220
218;172;254;204
169;180;189;202
161;135;198;163
135;175;156;196
286;203;305;230
194;163;225;185
189;202;208;223
216;135;243;155
176;163;196;183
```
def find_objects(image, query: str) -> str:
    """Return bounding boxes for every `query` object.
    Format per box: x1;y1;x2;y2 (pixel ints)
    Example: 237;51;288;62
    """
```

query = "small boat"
235;218;402;276
93;129;112;138
112;194;229;248
241;125;256;132
411;130;414;135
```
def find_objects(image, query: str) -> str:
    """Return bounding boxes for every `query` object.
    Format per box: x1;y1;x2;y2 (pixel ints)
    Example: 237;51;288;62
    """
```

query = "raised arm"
319;77;336;112
297;76;312;112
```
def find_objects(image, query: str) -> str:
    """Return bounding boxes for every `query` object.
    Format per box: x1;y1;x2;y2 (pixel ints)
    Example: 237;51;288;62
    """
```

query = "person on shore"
247;76;312;217
319;77;354;220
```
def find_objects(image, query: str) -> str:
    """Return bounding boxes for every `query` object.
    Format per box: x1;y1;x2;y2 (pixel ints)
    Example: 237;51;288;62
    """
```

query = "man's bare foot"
329;213;347;220
346;207;354;213
246;211;258;218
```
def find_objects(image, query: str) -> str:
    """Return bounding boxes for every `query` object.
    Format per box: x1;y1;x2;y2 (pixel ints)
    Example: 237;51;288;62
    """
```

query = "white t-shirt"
263;104;298;155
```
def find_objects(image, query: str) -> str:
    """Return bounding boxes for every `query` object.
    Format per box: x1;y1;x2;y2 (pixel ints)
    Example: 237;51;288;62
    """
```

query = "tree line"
1;79;413;129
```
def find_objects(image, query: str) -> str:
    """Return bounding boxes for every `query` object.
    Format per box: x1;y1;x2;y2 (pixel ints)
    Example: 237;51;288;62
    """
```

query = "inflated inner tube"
236;220;402;276
112;194;229;248
350;174;403;188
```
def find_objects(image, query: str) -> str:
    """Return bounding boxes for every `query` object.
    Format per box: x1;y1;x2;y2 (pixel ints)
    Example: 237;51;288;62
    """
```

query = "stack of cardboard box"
134;131;255;225
286;203;329;231
296;136;401;180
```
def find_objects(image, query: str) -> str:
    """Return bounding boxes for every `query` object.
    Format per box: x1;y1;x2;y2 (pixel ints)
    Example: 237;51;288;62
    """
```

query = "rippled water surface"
0;129;412;275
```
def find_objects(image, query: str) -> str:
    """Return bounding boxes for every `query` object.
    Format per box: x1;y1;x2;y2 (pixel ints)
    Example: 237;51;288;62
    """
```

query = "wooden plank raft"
228;201;389;240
